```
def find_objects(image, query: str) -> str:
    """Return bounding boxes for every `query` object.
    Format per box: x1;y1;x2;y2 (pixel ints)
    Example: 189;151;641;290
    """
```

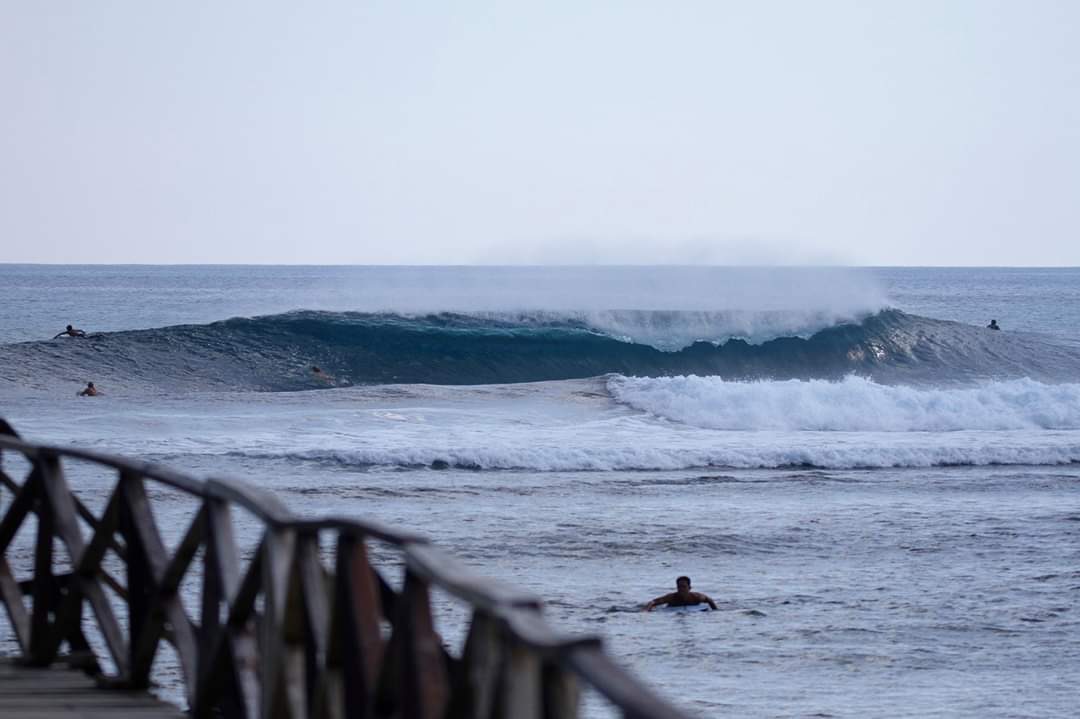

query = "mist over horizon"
3;2;1079;266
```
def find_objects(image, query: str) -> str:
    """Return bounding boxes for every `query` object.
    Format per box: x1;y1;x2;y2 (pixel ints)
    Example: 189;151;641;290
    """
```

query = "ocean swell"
2;308;1080;392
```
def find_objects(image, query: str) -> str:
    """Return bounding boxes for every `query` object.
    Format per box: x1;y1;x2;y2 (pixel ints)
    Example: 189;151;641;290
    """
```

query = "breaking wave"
608;375;1080;432
2;308;1080;392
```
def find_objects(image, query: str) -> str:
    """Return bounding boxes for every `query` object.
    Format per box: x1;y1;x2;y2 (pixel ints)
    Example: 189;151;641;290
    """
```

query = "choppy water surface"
1;266;1078;717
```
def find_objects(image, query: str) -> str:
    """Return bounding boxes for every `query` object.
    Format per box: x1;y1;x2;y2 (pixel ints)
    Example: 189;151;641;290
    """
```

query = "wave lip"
480;308;876;351
608;375;1080;432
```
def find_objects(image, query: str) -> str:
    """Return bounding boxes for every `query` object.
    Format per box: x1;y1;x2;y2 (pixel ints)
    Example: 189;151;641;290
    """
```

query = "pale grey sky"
2;1;1078;265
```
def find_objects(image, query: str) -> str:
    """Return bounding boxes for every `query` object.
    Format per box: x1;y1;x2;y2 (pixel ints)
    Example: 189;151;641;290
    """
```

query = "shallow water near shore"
4;435;1077;717
2;266;1079;717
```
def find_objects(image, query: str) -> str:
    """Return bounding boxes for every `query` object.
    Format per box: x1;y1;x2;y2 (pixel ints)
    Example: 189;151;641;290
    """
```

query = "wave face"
3;308;1080;392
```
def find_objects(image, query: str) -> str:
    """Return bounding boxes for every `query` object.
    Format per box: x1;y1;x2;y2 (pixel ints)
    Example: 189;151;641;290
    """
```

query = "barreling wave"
2;308;1080;392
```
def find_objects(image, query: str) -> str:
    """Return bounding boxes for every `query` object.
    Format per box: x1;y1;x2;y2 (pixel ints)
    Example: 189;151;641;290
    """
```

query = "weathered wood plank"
30;493;57;664
36;489;124;667
130;506;205;702
1;425;695;719
457;610;504;719
380;570;449;719
0;659;185;718
118;474;162;688
194;498;252;716
564;645;696;719
0;466;40;553
501;642;542;719
297;534;329;717
0;556;30;651
331;535;385;719
542;662;582;719
33;455;136;676
258;527;297;718
37;455;87;562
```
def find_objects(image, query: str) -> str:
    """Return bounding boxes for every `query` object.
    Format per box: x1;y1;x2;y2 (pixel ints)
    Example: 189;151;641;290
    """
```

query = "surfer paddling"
644;575;718;611
987;319;1000;330
53;324;87;338
77;382;100;397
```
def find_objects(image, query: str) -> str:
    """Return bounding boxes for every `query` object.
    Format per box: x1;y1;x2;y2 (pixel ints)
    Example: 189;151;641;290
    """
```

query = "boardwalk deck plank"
0;659;185;717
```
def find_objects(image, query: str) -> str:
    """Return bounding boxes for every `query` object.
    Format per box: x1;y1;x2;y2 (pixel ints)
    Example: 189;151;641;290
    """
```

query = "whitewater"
2;265;1079;717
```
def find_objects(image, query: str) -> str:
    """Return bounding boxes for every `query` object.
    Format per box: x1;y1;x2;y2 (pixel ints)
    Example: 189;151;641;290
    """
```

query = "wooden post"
195;498;251;719
118;472;159;687
379;569;449;719
329;534;385;719
260;526;300;719
29;483;56;665
458;610;504;719
542;661;581;719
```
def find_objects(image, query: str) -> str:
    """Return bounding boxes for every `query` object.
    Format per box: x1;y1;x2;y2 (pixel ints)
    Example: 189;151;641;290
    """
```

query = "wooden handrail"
0;424;695;718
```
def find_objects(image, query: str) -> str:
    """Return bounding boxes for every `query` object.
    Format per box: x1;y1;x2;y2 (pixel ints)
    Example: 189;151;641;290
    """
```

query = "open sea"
1;265;1078;717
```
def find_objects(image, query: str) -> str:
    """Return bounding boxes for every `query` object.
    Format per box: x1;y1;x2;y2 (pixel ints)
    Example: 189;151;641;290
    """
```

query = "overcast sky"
2;1;1078;265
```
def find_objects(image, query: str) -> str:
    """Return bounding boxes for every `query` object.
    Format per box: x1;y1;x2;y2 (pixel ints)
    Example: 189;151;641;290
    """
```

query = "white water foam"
219;433;1080;471
12;377;1080;473
608;375;1080;431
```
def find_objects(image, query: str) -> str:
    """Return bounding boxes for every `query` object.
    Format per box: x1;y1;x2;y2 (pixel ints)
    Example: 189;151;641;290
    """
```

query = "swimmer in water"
77;381;100;397
311;365;335;383
644;575;718;611
54;324;87;338
987;319;1000;330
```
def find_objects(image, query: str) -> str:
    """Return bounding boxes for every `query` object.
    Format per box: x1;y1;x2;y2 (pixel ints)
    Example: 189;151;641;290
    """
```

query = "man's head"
87;382;94;388
66;325;73;331
676;576;691;594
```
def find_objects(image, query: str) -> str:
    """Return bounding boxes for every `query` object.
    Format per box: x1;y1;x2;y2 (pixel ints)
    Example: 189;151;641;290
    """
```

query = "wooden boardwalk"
0;658;183;718
0;419;694;719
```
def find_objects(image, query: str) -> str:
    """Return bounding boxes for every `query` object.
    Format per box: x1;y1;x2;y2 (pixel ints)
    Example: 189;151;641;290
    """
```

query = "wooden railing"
0;420;691;719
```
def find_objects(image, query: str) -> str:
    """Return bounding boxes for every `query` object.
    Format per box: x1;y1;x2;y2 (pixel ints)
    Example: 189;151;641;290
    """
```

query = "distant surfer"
53;324;86;338
644;576;718;611
77;382;100;397
311;365;334;384
987;319;1000;330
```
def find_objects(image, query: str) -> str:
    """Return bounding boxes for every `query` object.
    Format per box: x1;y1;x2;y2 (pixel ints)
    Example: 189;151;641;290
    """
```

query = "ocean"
1;265;1078;717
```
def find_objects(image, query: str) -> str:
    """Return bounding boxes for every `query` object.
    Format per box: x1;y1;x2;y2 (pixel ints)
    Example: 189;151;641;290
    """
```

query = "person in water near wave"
311;365;334;383
53;324;86;338
77;381;100;397
987;319;1000;330
644;576;718;611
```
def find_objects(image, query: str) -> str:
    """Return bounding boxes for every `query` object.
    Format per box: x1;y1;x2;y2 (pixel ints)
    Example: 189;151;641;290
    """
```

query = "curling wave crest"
6;307;1080;392
607;375;1080;431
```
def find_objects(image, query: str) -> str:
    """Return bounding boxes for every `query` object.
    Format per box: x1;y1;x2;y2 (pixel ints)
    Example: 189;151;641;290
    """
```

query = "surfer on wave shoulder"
644;575;718;611
53;324;87;338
